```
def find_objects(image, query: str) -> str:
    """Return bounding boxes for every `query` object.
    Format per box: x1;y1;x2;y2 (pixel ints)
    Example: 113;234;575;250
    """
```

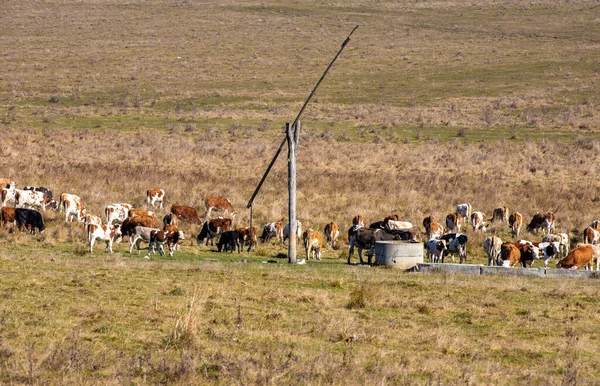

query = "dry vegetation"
1;0;600;384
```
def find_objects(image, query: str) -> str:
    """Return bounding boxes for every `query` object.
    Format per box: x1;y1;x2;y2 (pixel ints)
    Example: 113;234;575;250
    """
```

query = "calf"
324;221;340;248
556;245;600;270
129;226;161;254
445;213;461;233
216;230;241;253
170;205;201;224
426;239;447;263
491;206;509;223
508;212;524;238
88;224;121;253
440;233;468;263
303;229;323;260
145;189;167;209
105;203;132;225
196;217;232;246
283;221;303;244
1;207;15;228
260;221;283;244
59;193;86;222
456;203;472;224
527;212;555;235
470;211;488;232
483;236;503;266
149;229;183;257
237;226;257;252
15;208;44;235
205;197;236;219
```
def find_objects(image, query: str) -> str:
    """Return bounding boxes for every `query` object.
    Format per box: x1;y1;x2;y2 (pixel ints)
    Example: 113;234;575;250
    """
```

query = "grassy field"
2;0;600;384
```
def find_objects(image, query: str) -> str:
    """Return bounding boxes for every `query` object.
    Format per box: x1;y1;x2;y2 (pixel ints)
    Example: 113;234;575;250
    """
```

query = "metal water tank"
375;241;423;269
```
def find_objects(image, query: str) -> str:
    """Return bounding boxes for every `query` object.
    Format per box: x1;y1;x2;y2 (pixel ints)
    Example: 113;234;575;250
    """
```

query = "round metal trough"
374;241;423;269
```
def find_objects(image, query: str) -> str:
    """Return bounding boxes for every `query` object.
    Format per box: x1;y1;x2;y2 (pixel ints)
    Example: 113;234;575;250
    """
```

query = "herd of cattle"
1;178;600;270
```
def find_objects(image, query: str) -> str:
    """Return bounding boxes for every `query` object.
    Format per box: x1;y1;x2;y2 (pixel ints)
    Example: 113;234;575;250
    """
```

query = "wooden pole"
286;121;301;264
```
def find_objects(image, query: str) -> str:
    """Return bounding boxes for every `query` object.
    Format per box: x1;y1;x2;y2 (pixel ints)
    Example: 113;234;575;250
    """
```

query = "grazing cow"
543;233;569;258
1;187;18;207
196;217;233;246
440;233;468;263
129;209;155;218
348;227;420;265
427;221;445;240
121;215;161;238
163;213;179;227
88;224;121;253
470;212;488;232
556;245;600;270
170;205;202;224
583;227;600;245
105;203;132;225
386;220;413;230
129;226;161;254
426;239;447;263
508;212;524;238
445;213;461;233
149;229;183;257
492;206;509;223
456;203;472;224
15;189;56;210
500;242;539;267
23;186;53;200
260;221;284;244
216;230;241;253
145;189;167;209
526;212;555;235
83;214;102;228
15;208;44;234
1;207;15;228
303;229;324;260
352;215;366;228
423;215;436;236
59;193;86;222
483;236;503;266
591;220;600;230
237;226;257;252
283;221;303;244
205;197;237;219
324;222;340;248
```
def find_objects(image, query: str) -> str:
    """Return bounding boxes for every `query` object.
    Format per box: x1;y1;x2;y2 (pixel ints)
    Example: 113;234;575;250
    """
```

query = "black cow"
15;208;45;235
216;230;241;253
439;233;468;263
348;227;421;265
196;218;230;246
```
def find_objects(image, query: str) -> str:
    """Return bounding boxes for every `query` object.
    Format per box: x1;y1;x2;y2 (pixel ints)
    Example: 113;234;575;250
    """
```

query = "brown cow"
260;221;284;244
129;209;156;218
423;215;436;236
492;206;509;223
205;197;236;219
170;205;201;224
583;227;600;245
1;207;15;228
145;189;168;209
237;226;257;252
121;215;161;237
445;213;461;233
303;229;324;260
196;217;233;246
426;221;445;240
500;242;538;267
556;245;600;270
527;212;555;235
324;221;340;248
508;212;524;238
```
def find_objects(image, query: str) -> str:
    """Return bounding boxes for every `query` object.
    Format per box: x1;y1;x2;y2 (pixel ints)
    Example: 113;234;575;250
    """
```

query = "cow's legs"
90;238;95;253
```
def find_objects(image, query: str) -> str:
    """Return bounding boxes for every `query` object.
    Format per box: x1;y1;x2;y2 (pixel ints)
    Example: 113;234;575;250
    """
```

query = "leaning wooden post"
286;121;301;264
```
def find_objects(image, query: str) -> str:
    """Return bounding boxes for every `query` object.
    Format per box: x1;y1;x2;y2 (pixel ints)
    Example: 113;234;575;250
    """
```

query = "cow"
149;229;183;257
426;239;447;263
121;215;161;238
445;213;461;233
196;217;232;246
15;208;44;235
88;224;121;253
1;187;18;207
348;227;420;265
352;215;366;228
508;212;524;238
542;233;569;258
303;229;324;260
105;203;132;225
1;207;15;228
237;226;257;252
583;227;600;245
59;193;86;222
129;209;155;218
83;214;102;228
386;220;413;230
440;233;468;264
456;203;472;224
423;215;436;236
283;221;303;244
470;212;488;232
491;206;509;223
205;197;236;219
170;205;202;224
426;221;445;241
537;241;561;267
129;226;161;254
500;242;539;268
260;221;284;244
145;189;167;209
324;222;340;248
0;179;14;189
383;214;400;223
526;212;555;235
15;189;55;210
163;213;179;227
216;230;241;253
23;186;53;199
556;245;600;270
483;236;503;266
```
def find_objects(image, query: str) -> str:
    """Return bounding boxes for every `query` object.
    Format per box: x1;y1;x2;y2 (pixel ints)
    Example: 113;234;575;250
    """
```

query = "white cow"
88;224;121;253
456;203;472;224
470;211;488;232
129;226;161;254
426;239;447;263
386;220;413;230
283;221;302;244
483;236;502;266
84;214;102;228
15;189;55;210
1;185;18;207
542;233;569;258
59;193;86;222
105;203;132;225
537;241;560;267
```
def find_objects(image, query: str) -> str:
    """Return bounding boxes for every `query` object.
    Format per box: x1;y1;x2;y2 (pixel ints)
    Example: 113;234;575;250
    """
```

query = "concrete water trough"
374;241;423;269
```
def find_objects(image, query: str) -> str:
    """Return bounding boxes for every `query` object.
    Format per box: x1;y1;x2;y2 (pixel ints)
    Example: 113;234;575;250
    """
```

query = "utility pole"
286;121;301;263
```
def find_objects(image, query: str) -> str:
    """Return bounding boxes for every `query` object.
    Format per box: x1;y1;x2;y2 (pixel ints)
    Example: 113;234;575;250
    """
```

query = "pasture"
1;0;600;384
